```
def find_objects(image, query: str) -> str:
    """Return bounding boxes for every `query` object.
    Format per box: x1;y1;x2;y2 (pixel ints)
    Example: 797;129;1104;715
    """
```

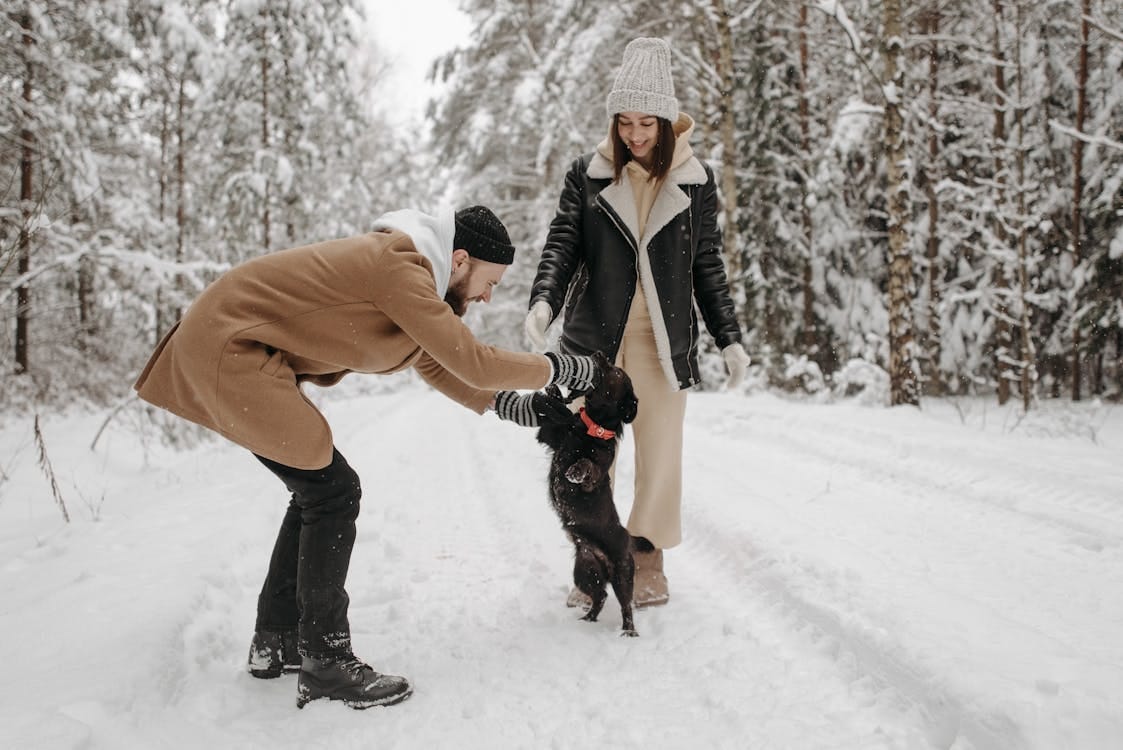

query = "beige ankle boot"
565;549;670;608
633;549;669;608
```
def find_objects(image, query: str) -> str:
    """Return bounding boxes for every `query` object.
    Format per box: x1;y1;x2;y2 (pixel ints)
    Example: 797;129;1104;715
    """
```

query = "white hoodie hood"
371;207;456;299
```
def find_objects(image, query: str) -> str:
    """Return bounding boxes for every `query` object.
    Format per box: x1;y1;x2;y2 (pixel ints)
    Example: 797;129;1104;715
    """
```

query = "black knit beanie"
453;206;515;265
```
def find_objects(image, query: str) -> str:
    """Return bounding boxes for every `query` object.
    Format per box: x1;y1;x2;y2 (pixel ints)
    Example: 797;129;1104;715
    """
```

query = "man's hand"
493;389;572;427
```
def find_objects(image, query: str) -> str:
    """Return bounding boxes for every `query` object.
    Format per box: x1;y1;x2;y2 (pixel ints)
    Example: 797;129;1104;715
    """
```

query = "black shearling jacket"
529;146;743;390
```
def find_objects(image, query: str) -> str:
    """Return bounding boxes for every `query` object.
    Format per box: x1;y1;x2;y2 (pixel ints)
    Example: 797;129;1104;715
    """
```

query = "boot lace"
337;654;373;677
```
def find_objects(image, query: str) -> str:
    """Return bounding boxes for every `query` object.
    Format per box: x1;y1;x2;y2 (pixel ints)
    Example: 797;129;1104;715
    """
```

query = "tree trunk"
798;3;816;356
923;8;944;396
77;252;96;346
711;0;739;286
15;10;34;376
992;0;1013;405
156;67;170;341
1013;0;1037;410
159;72;169;223
1116;328;1123;398
883;0;919;406
281;5;297;245
1070;0;1090;401
175;73;187;324
260;14;272;251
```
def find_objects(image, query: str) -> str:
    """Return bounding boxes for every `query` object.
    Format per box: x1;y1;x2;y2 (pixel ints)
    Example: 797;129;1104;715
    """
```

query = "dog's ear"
619;395;638;424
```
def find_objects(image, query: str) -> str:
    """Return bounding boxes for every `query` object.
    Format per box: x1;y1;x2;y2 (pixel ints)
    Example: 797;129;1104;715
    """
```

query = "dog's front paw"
564;459;593;485
565;458;602;489
620;629;639;638
564;466;588;484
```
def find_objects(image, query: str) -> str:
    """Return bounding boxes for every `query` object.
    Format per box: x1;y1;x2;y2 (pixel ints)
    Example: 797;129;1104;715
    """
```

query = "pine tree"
1072;1;1123;398
1070;0;1091;400
1;0;416;408
7;0;1121;409
1010;0;1041;410
1;2;129;385
202;0;370;261
916;4;945;396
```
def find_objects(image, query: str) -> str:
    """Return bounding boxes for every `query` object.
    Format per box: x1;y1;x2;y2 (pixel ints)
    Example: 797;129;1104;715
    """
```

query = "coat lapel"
642;183;690;249
587;151;708;251
598;178;640;246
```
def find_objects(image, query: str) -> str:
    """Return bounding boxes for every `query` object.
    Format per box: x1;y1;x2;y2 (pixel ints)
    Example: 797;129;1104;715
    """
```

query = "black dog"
537;352;639;636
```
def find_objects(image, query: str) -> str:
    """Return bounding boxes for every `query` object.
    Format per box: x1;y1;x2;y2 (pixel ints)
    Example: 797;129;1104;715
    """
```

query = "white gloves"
722;343;751;390
524;301;552;351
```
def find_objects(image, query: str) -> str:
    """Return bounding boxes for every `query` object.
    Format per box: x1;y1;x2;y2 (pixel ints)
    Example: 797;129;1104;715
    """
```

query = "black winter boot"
296;654;412;709
248;630;300;679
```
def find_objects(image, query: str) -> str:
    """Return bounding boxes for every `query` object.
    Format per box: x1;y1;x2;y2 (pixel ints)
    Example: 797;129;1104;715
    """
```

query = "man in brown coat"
134;205;600;710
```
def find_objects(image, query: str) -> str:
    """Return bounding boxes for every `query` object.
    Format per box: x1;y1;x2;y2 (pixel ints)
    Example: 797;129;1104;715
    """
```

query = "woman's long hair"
611;115;676;183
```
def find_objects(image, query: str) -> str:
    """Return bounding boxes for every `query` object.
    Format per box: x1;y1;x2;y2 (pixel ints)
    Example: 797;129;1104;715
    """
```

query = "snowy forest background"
2;0;1122;417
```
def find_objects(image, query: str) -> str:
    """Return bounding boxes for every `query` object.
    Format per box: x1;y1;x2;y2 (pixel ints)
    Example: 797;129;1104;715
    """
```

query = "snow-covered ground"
1;381;1120;750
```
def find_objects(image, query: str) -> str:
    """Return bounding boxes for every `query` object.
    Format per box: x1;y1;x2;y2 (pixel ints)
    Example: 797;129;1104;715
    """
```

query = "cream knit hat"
605;37;679;122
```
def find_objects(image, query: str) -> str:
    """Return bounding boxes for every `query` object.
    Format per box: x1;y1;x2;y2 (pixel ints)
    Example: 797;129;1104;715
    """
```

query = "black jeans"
254;448;361;658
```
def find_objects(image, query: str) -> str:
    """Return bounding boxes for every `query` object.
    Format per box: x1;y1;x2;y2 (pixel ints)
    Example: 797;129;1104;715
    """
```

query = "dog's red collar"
579;408;616;440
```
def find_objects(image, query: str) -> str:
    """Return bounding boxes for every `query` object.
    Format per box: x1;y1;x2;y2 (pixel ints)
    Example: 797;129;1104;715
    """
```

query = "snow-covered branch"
728;0;765;29
811;0;885;93
1049;120;1123;152
517;30;584;147
1085;13;1123;44
0;247;227;307
815;0;863;54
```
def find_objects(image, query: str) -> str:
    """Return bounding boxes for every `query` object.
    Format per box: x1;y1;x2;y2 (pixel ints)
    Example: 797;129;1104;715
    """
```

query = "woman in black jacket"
525;38;750;608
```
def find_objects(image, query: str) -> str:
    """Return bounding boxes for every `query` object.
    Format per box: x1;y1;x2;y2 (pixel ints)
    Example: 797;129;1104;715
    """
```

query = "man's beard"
444;277;469;317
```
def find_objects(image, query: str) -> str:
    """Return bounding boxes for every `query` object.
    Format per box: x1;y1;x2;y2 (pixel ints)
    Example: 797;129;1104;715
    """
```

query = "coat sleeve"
372;241;551;393
692;164;744;350
412;351;492;413
529;156;588;320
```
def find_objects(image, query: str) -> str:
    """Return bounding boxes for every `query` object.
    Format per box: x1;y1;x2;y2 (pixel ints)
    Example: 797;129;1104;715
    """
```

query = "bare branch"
34;415;70;523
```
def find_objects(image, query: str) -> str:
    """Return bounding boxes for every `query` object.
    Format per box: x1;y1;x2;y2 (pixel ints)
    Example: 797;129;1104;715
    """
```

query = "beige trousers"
612;287;688;550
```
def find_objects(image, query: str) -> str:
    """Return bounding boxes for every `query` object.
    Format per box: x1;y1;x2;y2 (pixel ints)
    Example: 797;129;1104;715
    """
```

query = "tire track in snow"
718;406;1123;550
712;406;1123;635
679;509;1024;750
692;405;1123;635
678;395;1121;750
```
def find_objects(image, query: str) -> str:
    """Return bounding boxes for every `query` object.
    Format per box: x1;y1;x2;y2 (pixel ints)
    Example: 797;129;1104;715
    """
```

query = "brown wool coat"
134;229;551;469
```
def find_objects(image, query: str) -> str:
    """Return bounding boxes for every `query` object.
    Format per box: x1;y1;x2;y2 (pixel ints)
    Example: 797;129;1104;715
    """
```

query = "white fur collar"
586;151;707;185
